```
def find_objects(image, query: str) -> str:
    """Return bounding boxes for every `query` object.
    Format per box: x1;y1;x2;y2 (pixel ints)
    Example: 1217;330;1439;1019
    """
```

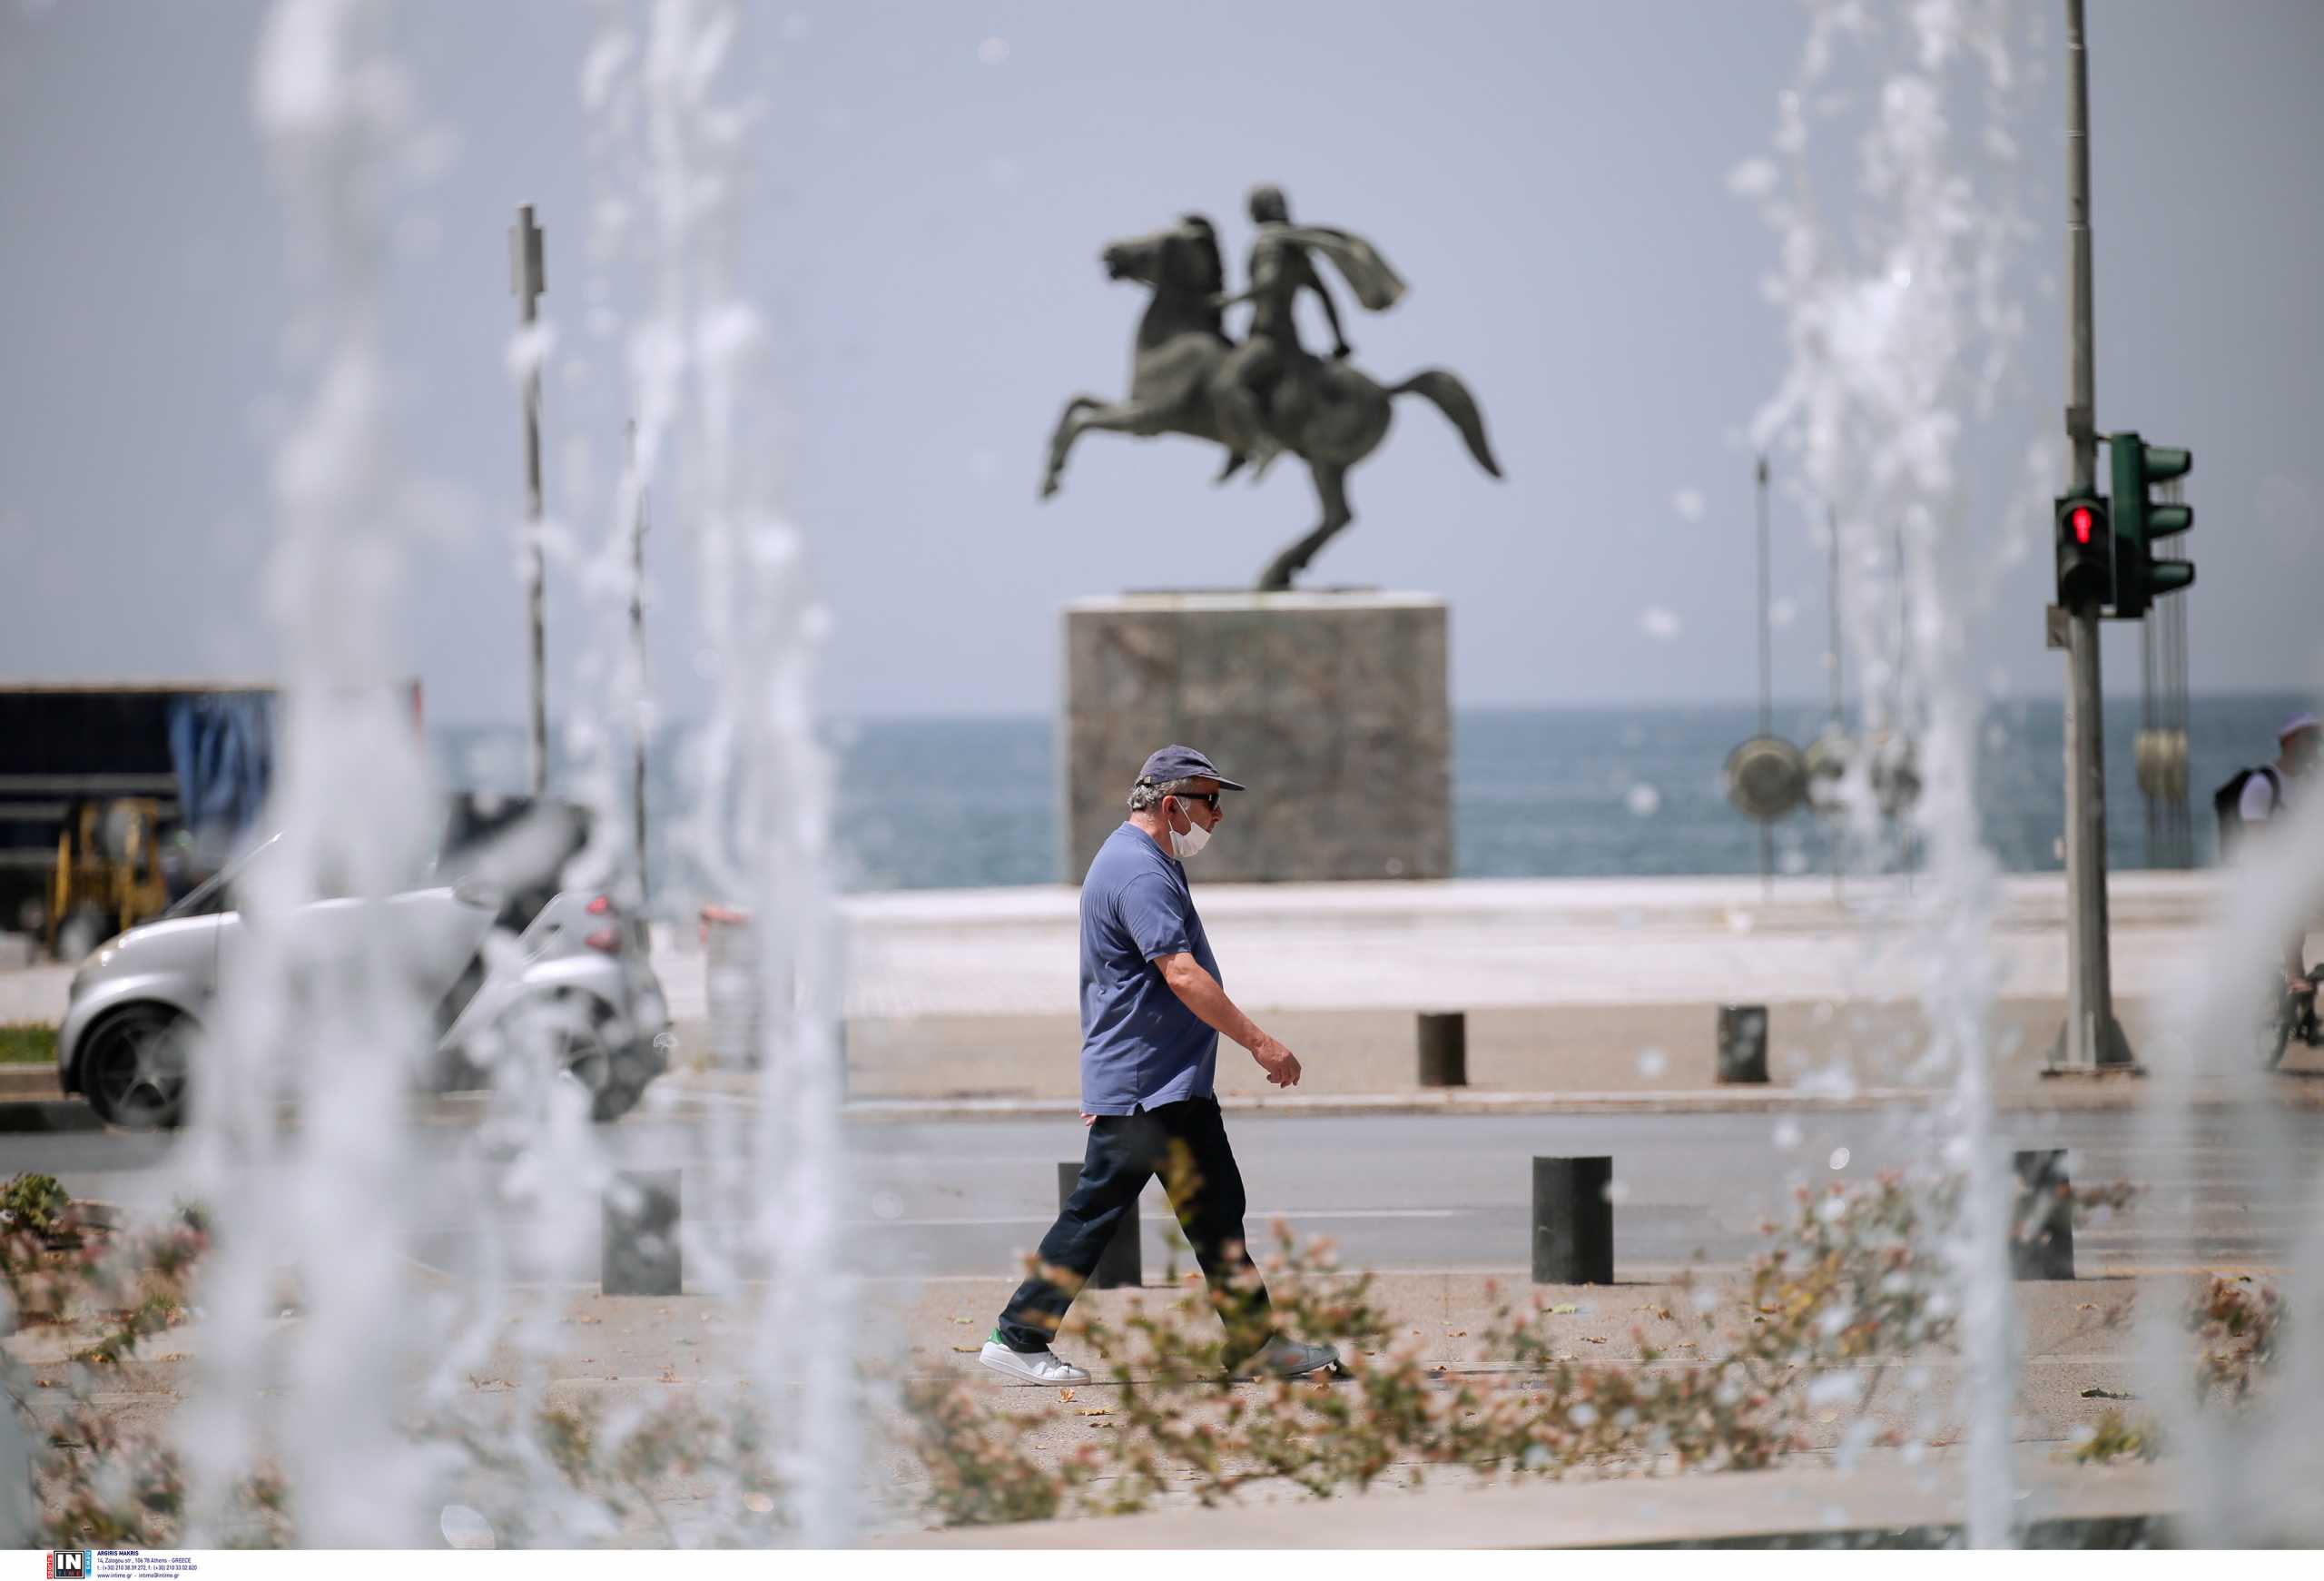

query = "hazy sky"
2;1;2319;723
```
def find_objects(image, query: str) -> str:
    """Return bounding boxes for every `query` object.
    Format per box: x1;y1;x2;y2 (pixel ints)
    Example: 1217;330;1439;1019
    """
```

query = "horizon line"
419;686;2318;733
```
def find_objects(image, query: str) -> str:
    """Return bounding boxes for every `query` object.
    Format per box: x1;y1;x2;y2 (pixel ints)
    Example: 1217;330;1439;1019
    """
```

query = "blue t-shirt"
1078;823;1221;1114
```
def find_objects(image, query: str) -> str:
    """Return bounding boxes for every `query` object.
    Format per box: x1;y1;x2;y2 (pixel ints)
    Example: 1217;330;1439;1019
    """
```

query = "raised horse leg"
1041;395;1101;499
1040;394;1168;500
1256;461;1351;592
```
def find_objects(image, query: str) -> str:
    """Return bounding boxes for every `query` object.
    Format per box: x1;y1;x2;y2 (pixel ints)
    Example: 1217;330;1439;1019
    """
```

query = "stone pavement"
9;1260;2235;1544
557;1265;2240;1544
0;963;69;1027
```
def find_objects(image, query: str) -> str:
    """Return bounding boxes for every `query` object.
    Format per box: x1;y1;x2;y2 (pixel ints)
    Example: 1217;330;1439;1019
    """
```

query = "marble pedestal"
1059;591;1452;883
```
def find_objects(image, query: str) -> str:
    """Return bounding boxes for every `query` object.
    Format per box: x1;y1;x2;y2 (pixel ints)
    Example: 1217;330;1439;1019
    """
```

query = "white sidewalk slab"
662;870;2227;1022
0;872;2232;1033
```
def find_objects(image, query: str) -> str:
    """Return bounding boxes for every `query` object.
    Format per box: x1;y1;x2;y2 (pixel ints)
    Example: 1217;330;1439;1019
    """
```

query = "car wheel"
580;1033;662;1125
81;1004;192;1130
535;998;649;1123
586;1062;652;1124
553;1013;614;1101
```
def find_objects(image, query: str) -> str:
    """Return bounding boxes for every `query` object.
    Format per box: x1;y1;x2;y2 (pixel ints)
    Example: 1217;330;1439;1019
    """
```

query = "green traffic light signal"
2108;431;2194;619
2144;558;2194;598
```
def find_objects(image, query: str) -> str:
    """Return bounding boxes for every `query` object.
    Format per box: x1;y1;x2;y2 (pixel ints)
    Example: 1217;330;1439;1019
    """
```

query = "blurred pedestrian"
2217;712;2321;987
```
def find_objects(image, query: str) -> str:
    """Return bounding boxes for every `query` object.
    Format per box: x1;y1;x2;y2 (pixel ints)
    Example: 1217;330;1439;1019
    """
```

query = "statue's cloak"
1268;224;1408;312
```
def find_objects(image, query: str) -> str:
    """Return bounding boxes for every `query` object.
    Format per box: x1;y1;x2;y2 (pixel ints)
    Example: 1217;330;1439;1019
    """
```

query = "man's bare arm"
1309;274;1351;356
1214;243;1286;314
1155;952;1301;1087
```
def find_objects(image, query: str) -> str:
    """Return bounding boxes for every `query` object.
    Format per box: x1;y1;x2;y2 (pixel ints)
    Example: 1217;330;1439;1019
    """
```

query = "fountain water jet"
175;0;444;1546
586;0;860;1542
156;0;855;1548
2137;751;2324;1543
1739;0;2051;1546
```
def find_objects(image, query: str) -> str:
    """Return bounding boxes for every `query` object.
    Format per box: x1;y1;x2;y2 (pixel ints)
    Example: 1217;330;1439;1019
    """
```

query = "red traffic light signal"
2054;491;2110;610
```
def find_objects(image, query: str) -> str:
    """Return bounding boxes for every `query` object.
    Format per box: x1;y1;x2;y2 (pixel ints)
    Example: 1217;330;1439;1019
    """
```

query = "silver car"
56;833;671;1130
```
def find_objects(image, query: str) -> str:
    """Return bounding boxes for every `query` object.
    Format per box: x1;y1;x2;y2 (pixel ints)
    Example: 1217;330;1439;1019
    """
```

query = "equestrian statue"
1040;183;1502;591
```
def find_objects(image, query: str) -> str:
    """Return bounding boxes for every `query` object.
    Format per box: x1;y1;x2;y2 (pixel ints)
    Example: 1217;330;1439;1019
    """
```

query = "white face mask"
1167;799;1212;860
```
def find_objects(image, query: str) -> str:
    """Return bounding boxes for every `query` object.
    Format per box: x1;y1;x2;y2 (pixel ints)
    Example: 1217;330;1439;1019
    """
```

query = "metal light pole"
1827;508;1844;727
1827;504;1845;904
1756;454;1775;902
626;418;651;904
2052;0;2132;1069
510;203;548;799
1722;461;1809;887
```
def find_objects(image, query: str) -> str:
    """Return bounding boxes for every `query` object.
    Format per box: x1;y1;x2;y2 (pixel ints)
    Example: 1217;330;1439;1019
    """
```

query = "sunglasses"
1171;791;1222;811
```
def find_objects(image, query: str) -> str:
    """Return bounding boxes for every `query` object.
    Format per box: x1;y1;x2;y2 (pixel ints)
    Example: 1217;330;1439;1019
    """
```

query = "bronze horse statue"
1039;215;1502;591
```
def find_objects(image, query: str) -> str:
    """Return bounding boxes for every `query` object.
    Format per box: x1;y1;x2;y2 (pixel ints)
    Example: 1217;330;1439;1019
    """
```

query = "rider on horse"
1212;183;1408;475
1041;195;1494;589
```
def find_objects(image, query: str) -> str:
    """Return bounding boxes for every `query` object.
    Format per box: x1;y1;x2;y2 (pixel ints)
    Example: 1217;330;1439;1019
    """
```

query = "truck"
0;680;419;959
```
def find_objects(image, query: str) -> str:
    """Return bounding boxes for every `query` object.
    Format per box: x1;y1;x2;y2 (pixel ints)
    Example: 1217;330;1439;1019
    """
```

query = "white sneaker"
979;1339;1091;1387
1230;1336;1340;1380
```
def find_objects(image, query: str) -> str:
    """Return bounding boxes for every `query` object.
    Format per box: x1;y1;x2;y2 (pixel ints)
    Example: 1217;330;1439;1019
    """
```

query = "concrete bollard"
1531;1156;1615;1284
603;1169;683;1297
703;905;847;1093
1418;1011;1468;1088
703;905;761;1070
1717;1004;1769;1084
1059;1162;1142;1290
0;1383;34;1546
2011;1149;2075;1280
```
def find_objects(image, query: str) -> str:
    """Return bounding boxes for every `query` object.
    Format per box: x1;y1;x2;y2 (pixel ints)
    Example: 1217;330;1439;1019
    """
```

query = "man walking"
980;746;1340;1385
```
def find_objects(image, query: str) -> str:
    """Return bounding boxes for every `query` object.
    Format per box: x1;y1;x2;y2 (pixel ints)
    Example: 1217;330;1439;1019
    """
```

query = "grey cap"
1136;744;1246;792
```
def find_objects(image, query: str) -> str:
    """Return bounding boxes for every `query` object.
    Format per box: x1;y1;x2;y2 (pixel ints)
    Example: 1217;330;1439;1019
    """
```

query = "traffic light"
2108;431;2193;619
2054;489;2111;611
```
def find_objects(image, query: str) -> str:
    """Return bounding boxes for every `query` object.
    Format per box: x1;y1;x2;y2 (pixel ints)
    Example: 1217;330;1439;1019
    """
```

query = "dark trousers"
996;1095;1272;1360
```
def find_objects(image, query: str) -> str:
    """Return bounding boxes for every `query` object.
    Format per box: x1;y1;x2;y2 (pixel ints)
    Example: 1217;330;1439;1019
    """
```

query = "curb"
872;1447;2177;1550
0;1069;61;1102
778;1082;2318;1123
0;1099;103;1135
824;1088;1945;1124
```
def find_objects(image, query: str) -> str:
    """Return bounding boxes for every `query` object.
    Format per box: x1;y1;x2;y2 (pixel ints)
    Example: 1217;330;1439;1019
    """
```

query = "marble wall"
1059;592;1451;883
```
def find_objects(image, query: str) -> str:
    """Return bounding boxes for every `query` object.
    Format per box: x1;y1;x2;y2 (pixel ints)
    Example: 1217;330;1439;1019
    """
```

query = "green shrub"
0;1023;57;1066
904;1170;2180;1526
0;1173;70;1237
5;1194;786;1547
